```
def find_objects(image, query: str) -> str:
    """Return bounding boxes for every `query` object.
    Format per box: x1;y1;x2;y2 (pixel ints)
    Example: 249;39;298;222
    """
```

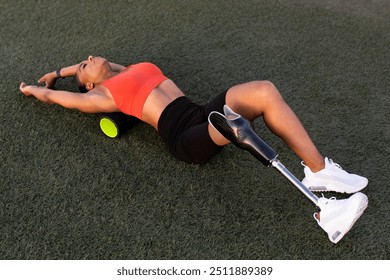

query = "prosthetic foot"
315;193;368;243
208;105;368;243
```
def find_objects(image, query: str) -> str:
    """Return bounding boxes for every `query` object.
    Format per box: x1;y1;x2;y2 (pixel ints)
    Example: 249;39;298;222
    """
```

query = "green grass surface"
1;0;389;259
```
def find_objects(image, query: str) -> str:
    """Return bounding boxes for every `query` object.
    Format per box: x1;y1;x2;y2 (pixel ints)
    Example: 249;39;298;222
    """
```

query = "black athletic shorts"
157;91;227;164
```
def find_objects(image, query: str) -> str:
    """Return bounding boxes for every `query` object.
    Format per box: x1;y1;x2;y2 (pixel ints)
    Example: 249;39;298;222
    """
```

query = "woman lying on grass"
20;55;368;243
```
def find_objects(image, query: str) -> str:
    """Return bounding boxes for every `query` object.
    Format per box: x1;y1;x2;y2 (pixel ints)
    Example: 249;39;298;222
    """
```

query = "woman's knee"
240;80;284;111
229;80;282;101
225;80;284;120
252;80;283;103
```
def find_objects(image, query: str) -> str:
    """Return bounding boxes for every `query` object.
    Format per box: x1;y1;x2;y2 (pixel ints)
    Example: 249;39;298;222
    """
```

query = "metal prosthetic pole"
270;159;318;205
208;105;319;206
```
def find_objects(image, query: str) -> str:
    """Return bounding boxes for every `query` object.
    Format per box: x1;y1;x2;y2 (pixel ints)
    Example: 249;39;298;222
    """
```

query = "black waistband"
157;96;200;144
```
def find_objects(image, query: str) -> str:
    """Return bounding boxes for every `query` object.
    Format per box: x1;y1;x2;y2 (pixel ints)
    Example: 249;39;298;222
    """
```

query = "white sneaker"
302;157;368;193
315;192;368;244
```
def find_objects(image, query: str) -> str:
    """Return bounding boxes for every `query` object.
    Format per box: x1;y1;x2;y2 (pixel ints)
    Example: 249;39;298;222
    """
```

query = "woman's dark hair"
78;86;88;93
75;73;88;93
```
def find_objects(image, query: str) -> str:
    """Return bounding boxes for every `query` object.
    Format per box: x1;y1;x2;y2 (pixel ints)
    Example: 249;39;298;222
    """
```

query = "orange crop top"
101;62;168;119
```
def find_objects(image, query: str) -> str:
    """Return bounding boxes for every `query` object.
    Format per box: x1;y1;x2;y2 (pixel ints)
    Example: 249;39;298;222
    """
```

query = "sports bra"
101;62;168;119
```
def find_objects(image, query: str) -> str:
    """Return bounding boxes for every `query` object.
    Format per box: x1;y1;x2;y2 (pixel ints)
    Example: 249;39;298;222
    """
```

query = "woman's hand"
38;71;58;88
20;82;52;104
20;82;47;97
19;82;37;96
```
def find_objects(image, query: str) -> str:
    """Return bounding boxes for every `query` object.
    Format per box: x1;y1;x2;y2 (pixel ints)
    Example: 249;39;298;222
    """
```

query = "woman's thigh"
225;80;281;121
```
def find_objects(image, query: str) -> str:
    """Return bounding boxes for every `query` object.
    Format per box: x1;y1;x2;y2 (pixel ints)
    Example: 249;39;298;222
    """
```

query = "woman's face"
76;55;111;90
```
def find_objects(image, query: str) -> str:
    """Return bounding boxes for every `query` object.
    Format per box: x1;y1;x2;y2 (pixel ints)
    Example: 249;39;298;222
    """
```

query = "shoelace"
301;158;344;171
328;158;343;170
324;196;337;205
314;196;339;222
320;195;342;209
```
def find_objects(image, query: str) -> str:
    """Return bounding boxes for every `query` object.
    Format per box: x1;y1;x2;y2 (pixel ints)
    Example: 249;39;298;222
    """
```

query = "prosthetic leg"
208;105;369;243
208;105;319;205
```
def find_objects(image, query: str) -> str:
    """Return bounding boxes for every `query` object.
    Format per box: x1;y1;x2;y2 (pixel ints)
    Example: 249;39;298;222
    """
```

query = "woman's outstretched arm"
19;82;117;113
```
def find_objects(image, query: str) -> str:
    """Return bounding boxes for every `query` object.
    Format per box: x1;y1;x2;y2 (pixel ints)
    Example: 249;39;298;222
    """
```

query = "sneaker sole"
304;179;368;194
330;193;368;243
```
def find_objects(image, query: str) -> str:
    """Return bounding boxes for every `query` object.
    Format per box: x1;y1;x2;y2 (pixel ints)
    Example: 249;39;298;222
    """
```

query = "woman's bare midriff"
141;79;185;130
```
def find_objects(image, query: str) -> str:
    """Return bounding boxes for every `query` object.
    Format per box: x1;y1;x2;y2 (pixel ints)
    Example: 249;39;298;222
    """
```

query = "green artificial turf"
1;0;389;259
